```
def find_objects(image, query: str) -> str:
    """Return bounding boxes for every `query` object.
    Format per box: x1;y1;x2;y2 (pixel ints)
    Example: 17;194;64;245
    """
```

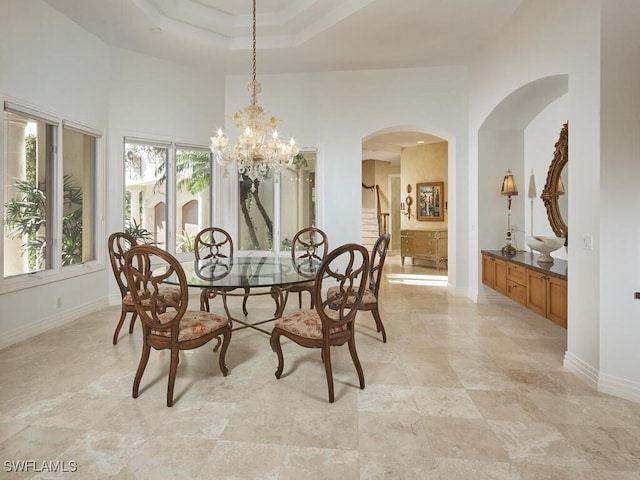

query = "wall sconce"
501;169;518;255
400;195;412;219
400;184;412;219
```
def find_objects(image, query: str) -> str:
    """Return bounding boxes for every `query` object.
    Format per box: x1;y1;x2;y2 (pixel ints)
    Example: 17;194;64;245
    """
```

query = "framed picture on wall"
416;182;444;221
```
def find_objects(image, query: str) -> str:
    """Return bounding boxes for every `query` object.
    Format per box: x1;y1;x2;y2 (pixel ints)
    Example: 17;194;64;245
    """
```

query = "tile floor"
2;254;640;479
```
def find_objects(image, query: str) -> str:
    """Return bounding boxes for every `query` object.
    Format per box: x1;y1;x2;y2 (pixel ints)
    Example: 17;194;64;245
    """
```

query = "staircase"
361;208;379;252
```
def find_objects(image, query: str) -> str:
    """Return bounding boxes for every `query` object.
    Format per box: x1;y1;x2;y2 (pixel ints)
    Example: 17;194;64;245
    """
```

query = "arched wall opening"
362;124;458;285
477;74;568;288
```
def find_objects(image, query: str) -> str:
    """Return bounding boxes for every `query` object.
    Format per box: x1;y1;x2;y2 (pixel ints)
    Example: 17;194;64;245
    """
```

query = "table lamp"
501;170;518;255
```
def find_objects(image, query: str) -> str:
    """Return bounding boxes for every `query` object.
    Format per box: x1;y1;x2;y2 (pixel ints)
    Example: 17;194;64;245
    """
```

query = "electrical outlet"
511;224;518;232
583;234;593;250
56;297;62;308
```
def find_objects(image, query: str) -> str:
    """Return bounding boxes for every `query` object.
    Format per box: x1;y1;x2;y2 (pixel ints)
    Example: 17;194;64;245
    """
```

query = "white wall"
220;67;469;291
0;0;226;346
598;0;640;400
106;49;225;299
0;0;111;347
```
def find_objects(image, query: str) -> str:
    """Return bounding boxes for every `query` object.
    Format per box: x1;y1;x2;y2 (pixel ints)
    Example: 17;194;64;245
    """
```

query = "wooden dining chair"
108;231;180;345
124;244;231;407
285;226;329;309
329;233;391;343
270;243;369;403
108;232;138;344
194;227;249;318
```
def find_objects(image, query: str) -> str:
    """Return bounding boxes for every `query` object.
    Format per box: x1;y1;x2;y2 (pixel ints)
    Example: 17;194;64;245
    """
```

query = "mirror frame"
541;122;568;246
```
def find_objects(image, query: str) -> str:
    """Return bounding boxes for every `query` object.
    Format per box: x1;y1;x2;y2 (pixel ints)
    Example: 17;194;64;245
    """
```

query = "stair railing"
362;183;389;235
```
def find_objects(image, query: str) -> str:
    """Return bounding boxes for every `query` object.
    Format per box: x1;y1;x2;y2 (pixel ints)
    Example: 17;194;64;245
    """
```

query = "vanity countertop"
481;250;567;281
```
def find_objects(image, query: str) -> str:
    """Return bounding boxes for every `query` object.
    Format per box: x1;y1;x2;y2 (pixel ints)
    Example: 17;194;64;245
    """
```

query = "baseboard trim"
563;351;599;389
564;351;640;403
598;372;640;404
475;291;513;304
0;298;110;351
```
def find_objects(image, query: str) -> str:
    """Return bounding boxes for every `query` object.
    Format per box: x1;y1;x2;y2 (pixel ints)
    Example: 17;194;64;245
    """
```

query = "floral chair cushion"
274;310;346;339
123;285;181;306
153;311;229;342
326;286;376;306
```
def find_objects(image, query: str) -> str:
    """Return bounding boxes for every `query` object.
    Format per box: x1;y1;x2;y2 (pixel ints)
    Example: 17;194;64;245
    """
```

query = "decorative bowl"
526;236;565;264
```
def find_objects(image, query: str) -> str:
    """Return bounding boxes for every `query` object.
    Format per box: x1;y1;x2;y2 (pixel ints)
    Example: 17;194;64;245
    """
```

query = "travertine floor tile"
1;254;637;478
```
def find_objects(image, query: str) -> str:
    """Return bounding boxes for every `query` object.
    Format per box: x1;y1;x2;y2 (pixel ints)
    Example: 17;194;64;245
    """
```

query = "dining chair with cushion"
108;232;138;344
124;244;231;407
285;226;329;310
108;231;181;345
194;227;249;318
328;232;390;343
270;243;369;403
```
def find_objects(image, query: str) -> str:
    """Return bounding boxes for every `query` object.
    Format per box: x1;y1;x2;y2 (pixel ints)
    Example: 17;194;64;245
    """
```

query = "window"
2;102;102;286
62;124;97;265
124;140;169;248
124;139;212;254
238;151;317;253
175;146;212;253
3;112;55;276
123;138;315;256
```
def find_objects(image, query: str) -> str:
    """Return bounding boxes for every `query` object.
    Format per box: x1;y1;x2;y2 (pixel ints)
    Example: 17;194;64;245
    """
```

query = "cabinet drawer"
506;280;527;306
424;239;437;254
507;263;526;284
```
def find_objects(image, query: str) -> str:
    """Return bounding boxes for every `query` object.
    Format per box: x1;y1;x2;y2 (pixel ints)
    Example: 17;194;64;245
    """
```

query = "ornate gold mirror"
541;122;568;246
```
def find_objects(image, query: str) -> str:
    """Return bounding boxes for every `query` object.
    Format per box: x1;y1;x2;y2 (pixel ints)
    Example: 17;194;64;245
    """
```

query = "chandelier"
210;0;299;192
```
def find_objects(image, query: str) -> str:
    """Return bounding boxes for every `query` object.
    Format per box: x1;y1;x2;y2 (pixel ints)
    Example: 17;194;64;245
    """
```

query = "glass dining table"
165;255;320;334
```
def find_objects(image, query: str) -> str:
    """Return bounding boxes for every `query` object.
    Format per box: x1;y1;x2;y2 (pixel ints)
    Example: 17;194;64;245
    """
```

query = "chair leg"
127;311;138;334
270;329;285;379
132;342;151;399
323;344;335;403
242;287;249;316
200;289;209;312
348;336;365;390
167;347;180;407
212;336;223;353
113;309;128;345
298;291;302;309
217;328;231;376
371;306;387;343
279;289;290;316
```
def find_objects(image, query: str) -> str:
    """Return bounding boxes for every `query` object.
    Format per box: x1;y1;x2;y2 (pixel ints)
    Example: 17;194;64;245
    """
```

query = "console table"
401;229;447;269
481;250;567;328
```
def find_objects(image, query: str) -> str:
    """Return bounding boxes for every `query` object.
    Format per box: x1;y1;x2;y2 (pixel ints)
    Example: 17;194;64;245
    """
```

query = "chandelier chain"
251;0;257;105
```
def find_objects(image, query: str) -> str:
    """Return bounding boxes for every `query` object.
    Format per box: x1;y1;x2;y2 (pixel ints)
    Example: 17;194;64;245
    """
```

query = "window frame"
236;148;320;255
1;99;105;294
123;137;215;261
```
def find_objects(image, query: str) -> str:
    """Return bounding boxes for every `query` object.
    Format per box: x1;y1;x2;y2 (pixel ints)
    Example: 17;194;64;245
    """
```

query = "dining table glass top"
174;255;319;289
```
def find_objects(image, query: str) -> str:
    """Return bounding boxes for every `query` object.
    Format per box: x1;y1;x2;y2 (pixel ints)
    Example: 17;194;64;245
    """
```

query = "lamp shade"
501;170;518;196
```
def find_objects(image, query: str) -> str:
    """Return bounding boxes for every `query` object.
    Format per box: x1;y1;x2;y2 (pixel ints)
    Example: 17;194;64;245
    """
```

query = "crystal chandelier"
210;0;299;192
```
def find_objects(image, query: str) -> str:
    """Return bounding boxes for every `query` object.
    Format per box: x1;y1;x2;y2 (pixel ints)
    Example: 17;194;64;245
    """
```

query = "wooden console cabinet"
481;250;567;328
482;254;506;294
401;230;447;269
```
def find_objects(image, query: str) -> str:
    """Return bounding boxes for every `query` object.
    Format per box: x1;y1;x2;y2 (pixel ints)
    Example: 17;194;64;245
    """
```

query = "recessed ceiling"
41;0;521;162
42;0;522;74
